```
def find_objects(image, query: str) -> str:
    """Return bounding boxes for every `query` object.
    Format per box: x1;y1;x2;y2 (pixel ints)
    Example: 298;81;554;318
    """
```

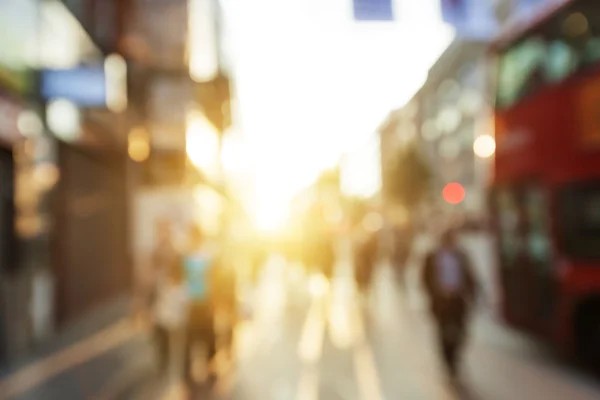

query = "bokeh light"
186;110;221;178
128;127;150;163
473;134;496;158
443;182;466;205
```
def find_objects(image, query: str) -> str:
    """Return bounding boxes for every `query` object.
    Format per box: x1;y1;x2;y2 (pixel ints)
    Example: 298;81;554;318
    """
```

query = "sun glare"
253;200;290;233
222;0;454;223
186;110;220;178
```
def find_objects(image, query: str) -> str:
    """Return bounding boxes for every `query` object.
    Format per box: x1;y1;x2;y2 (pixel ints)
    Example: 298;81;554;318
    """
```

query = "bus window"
560;182;600;260
497;37;546;108
545;41;579;83
497;189;521;267
495;0;600;109
583;37;600;64
524;187;552;267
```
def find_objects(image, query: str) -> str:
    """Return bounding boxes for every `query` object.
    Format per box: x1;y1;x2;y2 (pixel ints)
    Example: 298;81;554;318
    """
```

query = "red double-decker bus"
491;0;600;366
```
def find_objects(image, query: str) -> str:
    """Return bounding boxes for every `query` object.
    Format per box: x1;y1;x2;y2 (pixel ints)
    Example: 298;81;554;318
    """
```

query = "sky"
221;0;455;228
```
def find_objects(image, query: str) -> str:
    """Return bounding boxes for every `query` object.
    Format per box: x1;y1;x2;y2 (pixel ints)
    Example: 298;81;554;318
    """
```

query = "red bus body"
492;0;600;355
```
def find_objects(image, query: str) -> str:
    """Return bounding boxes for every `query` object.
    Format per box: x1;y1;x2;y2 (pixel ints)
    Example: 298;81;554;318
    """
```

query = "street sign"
440;0;498;39
41;68;106;107
353;0;394;21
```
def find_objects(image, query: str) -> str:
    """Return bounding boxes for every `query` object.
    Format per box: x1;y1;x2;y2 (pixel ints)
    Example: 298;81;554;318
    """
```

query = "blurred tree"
384;142;431;213
316;167;341;191
343;196;369;229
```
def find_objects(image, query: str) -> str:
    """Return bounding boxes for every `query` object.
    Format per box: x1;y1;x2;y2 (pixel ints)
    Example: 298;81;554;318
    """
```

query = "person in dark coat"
422;229;478;378
390;224;412;289
354;231;378;296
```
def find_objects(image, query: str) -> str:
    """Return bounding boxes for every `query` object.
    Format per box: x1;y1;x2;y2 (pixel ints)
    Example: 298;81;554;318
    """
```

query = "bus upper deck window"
497;37;546;108
584;38;600;64
546;41;578;83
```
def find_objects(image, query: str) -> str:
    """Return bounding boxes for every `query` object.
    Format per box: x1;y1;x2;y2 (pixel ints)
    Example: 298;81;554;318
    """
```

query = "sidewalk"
371;234;600;400
0;297;155;400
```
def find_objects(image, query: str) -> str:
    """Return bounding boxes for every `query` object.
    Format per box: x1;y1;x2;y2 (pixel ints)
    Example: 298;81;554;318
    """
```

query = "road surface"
154;245;600;400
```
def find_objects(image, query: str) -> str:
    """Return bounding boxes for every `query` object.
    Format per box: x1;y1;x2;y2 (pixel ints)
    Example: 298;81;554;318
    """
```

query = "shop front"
53;143;130;325
0;92;29;365
27;0;132;330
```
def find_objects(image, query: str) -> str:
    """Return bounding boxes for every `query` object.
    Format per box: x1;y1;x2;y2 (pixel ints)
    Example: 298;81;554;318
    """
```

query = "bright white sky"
221;0;455;228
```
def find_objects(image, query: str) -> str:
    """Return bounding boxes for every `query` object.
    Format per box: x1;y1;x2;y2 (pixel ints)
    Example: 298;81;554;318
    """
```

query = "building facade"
378;0;559;220
0;0;133;366
419;39;492;216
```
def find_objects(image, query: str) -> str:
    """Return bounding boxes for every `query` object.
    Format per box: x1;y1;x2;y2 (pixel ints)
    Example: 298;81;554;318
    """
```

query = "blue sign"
41;67;106;107
353;0;394;21
441;0;468;26
517;0;546;6
440;0;498;39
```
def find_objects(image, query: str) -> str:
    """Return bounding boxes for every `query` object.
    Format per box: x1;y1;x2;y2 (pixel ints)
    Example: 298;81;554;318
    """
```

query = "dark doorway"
53;144;130;326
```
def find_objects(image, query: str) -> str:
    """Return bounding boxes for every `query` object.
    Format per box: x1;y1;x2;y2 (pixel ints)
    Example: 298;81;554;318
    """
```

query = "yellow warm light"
308;274;330;298
253;200;289;234
473;135;496;158
225;0;454;241
362;212;383;233
128;127;150;162
193;186;223;235
186;111;220;177
220;133;246;176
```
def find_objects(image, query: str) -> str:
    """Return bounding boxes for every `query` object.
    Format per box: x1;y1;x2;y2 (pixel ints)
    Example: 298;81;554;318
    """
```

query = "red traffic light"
443;182;465;205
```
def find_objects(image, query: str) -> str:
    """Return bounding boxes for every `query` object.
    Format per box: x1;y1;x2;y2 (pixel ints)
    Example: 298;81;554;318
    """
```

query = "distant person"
354;230;377;297
153;257;189;377
180;225;221;387
306;204;336;280
318;235;336;280
422;229;478;379
148;219;178;364
390;224;412;289
150;219;178;307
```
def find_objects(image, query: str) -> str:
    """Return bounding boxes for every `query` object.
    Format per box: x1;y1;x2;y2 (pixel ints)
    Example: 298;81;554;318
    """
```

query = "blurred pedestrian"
148;219;179;367
181;225;221;388
149;219;178;310
421;229;478;379
390;224;411;289
305;204;336;280
354;230;377;298
153;257;190;377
